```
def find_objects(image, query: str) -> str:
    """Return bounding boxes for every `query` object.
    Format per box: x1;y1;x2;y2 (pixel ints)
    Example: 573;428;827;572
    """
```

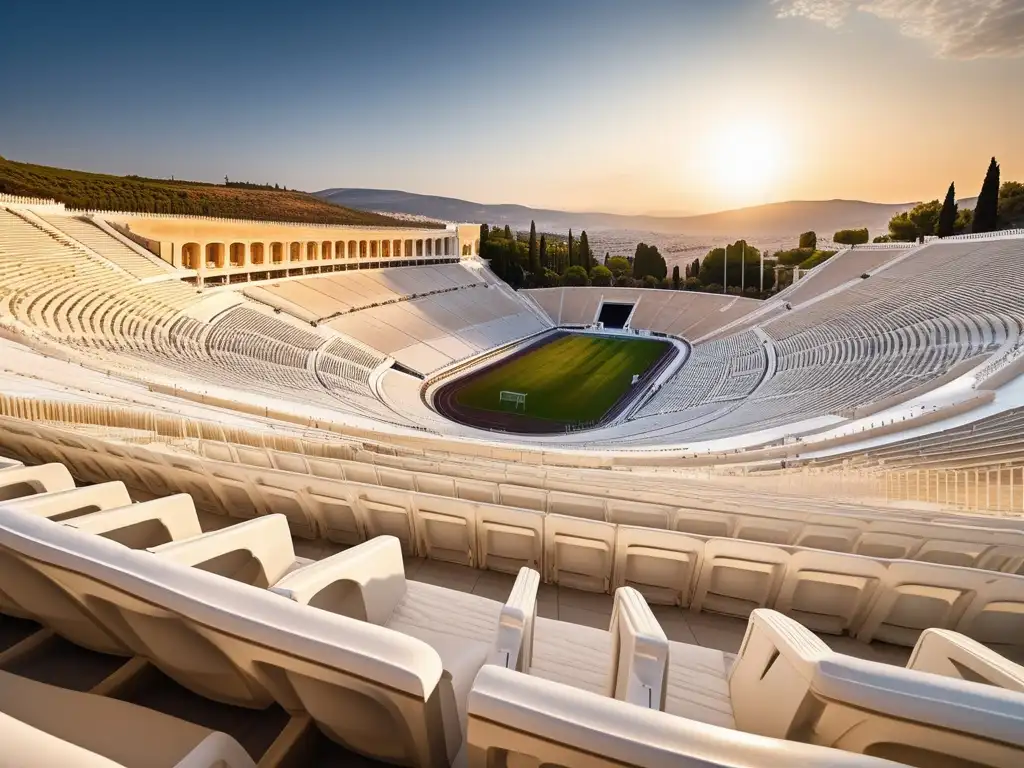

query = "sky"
1;0;1023;215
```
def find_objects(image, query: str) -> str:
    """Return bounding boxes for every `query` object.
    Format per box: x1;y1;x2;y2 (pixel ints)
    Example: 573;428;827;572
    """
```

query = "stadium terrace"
2;193;1024;768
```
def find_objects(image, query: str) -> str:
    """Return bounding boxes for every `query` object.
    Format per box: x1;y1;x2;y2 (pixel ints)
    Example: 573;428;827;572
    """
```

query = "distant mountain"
316;188;938;238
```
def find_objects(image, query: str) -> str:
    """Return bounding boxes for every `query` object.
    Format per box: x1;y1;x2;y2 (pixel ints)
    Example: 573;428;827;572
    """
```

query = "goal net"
499;390;527;412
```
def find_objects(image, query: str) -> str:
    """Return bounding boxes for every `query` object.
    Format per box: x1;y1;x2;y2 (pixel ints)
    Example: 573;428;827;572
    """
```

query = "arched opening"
416;239;424;257
348;240;358;259
271;242;284;264
182;243;201;269
426;239;433;257
306;242;318;261
405;239;413;259
462;244;470;256
290;242;301;262
359;240;368;259
206;243;225;269
250;243;265;265
322;241;333;260
474;239;480;255
393;239;402;258
370;241;378;259
435;238;442;257
381;240;390;259
229;242;246;267
443;238;450;256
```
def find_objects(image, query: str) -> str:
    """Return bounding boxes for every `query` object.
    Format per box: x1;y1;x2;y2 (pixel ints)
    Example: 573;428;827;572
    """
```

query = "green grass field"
453;334;668;423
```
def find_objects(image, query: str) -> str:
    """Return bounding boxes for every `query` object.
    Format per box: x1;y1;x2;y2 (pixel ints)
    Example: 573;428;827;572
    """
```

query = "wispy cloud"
772;0;1024;59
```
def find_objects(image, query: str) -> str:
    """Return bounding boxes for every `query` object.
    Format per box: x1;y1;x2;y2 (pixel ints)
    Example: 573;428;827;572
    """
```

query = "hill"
0;157;437;228
317;188;922;237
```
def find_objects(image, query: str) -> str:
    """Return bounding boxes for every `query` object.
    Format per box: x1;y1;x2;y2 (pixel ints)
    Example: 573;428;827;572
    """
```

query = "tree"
833;228;869;245
873;234;893;243
886;213;918;242
503;224;513;240
698;241;770;290
1001;181;1024;199
955;208;973;234
480;223;490;245
578;230;592;271
606;256;630;276
615;274;637;287
798;231;817;250
908;200;942;240
937;183;958;238
539;234;548;270
590;265;613;286
631;243;667;280
563;265;589;286
527;220;540;275
642;275;659;289
973;157;1001;234
567;230;575;268
672;264;681;290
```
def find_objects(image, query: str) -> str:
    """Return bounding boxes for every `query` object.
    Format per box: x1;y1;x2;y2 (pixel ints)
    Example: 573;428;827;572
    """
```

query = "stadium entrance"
597;302;635;329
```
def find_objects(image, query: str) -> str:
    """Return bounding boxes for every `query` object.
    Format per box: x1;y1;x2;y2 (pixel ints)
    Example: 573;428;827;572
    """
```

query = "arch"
393;239;402;259
405;239;413;259
370;241;378;259
426;239;434;257
381;240;391;259
229;242;246;267
271;242;284;264
306;242;318;261
474;239;480;255
462;243;470;256
348;240;358;259
290;242;302;262
416;239;424;257
359;240;368;259
334;241;344;259
181;243;201;270
322;241;333;260
443;238;450;256
250;243;265;265
435;238;443;257
205;243;225;269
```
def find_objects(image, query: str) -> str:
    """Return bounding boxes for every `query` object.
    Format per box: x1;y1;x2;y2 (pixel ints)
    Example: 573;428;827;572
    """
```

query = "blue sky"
2;0;1022;214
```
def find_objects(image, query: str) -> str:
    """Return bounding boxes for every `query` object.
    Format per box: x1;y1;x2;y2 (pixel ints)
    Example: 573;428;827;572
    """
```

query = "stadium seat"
0;672;255;768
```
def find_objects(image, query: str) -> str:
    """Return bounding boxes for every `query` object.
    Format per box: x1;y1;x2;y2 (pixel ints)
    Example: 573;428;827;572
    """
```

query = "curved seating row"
3;467;1024;767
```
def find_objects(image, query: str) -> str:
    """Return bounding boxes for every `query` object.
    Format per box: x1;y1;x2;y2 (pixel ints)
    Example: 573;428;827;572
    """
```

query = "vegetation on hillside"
0;155;438;228
878;157;1022;242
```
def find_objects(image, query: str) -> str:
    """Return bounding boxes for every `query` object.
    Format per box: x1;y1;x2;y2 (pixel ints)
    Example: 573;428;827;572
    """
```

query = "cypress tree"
973;157;1001;234
937;182;958;238
568;230;575;268
480;223;489;244
539;234;548;271
672;264;681;290
579;230;591;271
503;224;513;240
528;220;540;275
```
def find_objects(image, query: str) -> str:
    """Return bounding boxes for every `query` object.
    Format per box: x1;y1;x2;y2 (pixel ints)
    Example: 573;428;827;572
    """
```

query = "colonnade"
180;235;458;271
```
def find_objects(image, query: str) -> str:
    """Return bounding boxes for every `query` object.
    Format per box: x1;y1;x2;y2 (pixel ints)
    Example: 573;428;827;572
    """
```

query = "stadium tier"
4;199;1024;767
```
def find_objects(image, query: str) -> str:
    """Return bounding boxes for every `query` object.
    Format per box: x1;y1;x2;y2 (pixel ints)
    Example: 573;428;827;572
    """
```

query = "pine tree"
973;157;1001;234
568;230;575;268
579;231;591;271
672;264;681;290
937;182;958;238
539;234;548;271
528;220;540;275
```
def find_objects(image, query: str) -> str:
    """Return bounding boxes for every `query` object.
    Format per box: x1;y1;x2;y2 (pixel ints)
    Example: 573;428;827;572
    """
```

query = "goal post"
499;390;527;412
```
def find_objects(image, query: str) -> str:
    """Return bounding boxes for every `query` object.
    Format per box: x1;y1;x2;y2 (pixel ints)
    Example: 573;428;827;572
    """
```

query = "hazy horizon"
3;0;1022;216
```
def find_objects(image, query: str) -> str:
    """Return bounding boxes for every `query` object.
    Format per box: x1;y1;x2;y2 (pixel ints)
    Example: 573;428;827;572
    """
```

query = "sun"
702;121;787;204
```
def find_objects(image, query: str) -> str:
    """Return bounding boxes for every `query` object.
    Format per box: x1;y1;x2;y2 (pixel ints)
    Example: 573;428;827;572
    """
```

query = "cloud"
772;0;1024;59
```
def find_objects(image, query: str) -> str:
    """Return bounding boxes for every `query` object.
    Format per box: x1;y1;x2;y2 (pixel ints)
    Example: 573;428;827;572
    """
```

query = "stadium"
2;184;1024;767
